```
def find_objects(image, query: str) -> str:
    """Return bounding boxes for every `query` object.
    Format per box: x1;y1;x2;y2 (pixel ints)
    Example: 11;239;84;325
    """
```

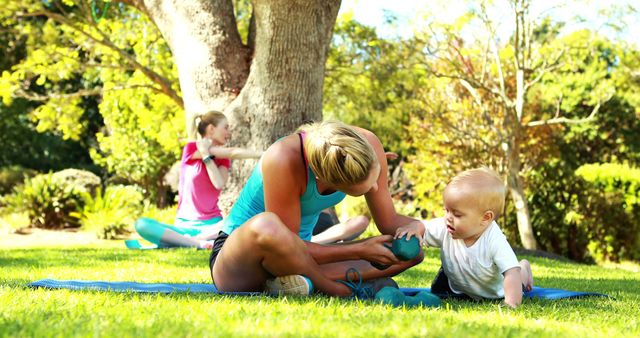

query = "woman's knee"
247;212;290;247
134;217;165;239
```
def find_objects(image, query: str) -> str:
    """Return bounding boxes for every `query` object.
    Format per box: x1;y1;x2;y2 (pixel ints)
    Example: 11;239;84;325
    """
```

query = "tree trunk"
134;0;341;213
218;0;340;213
505;132;538;249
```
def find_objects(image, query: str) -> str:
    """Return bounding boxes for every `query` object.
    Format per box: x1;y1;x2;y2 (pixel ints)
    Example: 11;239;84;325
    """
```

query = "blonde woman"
134;111;261;249
209;121;422;297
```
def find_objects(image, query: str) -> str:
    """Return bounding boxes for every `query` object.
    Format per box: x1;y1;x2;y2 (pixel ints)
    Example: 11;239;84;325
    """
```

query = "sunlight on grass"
1;243;639;337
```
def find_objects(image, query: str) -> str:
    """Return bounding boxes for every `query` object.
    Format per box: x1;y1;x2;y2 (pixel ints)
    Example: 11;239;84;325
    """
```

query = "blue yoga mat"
28;279;608;299
401;287;608;300
29;279;256;295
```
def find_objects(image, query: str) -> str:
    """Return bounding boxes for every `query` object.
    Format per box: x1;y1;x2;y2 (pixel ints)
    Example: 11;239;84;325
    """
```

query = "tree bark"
505;126;538;249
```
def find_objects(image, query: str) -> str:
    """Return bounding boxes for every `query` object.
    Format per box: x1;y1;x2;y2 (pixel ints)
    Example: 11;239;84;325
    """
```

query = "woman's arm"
208;146;262;160
195;139;229;190
358;129;418;235
262;138;304;233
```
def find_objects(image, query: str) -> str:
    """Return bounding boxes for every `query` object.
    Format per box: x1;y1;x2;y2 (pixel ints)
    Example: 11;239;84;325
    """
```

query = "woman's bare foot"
520;259;533;292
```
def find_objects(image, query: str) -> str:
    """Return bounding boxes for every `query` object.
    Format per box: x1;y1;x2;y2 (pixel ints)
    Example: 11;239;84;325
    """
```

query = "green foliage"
5;173;87;229
575;163;640;261
1;1;184;202
76;185;145;239
0;165;37;196
0;211;29;230
324;16;430;155
140;203;178;225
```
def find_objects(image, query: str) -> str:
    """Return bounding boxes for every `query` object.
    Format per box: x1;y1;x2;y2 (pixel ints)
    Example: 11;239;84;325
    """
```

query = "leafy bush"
140;203;178;225
6;173;87;229
0;211;29;230
76;185;145;239
575;163;640;261
51;169;101;196
0;165;37;196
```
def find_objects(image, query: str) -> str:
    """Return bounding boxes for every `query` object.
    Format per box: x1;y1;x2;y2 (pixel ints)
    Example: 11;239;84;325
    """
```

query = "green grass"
1;242;639;337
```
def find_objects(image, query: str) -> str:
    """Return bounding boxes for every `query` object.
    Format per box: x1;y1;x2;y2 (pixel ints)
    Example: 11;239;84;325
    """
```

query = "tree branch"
526;101;602;127
15;9;184;108
14;84;164;101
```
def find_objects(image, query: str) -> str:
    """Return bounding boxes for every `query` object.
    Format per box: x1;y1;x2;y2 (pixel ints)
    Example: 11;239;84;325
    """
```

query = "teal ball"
391;235;421;260
374;286;405;307
404;291;442;308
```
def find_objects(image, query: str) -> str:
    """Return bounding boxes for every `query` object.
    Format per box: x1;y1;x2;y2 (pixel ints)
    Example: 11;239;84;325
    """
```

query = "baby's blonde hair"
298;121;377;187
447;167;506;219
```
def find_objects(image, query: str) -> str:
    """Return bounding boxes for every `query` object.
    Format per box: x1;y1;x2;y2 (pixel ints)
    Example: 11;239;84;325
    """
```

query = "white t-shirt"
422;217;520;299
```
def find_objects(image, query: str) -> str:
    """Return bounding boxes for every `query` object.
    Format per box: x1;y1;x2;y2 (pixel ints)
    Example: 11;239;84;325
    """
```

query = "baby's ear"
481;210;494;225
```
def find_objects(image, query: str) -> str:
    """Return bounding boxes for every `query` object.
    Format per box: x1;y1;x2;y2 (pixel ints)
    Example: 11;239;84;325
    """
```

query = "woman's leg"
212;212;353;296
311;215;369;244
134;217;215;248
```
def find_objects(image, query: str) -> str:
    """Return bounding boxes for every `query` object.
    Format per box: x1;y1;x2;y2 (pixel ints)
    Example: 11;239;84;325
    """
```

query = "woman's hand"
196;138;212;156
358;235;400;266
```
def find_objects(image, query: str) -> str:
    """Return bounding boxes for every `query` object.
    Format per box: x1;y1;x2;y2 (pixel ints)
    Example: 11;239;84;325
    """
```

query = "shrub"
0;165;37;196
76;185;145;239
6;173;87;229
140;203;178;225
575;163;640;261
51;169;101;196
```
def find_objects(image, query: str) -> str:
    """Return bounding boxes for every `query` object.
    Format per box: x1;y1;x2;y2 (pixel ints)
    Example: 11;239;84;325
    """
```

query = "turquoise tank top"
222;134;346;241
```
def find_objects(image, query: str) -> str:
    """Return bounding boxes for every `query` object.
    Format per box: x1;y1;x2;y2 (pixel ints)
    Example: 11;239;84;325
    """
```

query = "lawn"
1;237;639;337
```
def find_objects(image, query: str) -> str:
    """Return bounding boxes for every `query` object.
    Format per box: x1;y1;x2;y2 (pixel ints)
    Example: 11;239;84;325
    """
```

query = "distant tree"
410;0;624;249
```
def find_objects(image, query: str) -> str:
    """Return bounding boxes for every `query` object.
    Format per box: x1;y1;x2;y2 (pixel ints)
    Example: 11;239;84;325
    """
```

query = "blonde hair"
447;167;506;219
192;111;226;139
298;120;377;187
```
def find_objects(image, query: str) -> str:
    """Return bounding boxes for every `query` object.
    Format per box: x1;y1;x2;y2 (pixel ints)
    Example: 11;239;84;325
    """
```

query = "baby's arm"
394;220;425;241
503;267;523;308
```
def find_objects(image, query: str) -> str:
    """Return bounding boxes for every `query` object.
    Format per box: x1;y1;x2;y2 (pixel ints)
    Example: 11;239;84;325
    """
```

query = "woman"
134;111;261;249
209;120;422;297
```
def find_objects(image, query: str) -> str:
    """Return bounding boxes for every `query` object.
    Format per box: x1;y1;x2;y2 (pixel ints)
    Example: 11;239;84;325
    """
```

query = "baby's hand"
394;221;425;242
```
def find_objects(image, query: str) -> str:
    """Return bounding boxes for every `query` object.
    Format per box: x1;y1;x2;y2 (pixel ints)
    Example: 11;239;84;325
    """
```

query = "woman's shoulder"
262;134;304;170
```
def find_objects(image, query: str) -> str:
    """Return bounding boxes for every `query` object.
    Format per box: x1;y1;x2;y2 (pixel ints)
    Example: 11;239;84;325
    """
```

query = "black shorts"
209;231;229;272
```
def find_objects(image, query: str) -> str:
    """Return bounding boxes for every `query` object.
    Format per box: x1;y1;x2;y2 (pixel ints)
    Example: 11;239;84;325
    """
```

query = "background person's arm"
208;146;262;159
195;139;229;189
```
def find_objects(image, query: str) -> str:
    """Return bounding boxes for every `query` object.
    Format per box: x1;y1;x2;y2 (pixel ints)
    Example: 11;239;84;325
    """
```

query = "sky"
339;0;640;46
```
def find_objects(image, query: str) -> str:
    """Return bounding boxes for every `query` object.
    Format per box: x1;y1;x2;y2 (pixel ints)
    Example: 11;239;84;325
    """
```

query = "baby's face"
442;184;489;245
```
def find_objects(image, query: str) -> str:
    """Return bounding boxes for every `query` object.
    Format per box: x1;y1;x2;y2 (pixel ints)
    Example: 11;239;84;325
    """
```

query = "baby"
396;167;533;307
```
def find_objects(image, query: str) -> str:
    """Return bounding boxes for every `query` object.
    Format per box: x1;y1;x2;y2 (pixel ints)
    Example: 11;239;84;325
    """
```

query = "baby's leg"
520;259;534;292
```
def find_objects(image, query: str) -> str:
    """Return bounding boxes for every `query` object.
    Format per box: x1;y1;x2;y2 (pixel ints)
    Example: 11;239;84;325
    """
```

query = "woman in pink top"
134;111;261;249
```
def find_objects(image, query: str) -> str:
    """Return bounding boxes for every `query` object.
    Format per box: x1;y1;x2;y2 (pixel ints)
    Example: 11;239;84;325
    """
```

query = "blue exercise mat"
401;287;608;300
29;279;257;295
29;279;608;300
